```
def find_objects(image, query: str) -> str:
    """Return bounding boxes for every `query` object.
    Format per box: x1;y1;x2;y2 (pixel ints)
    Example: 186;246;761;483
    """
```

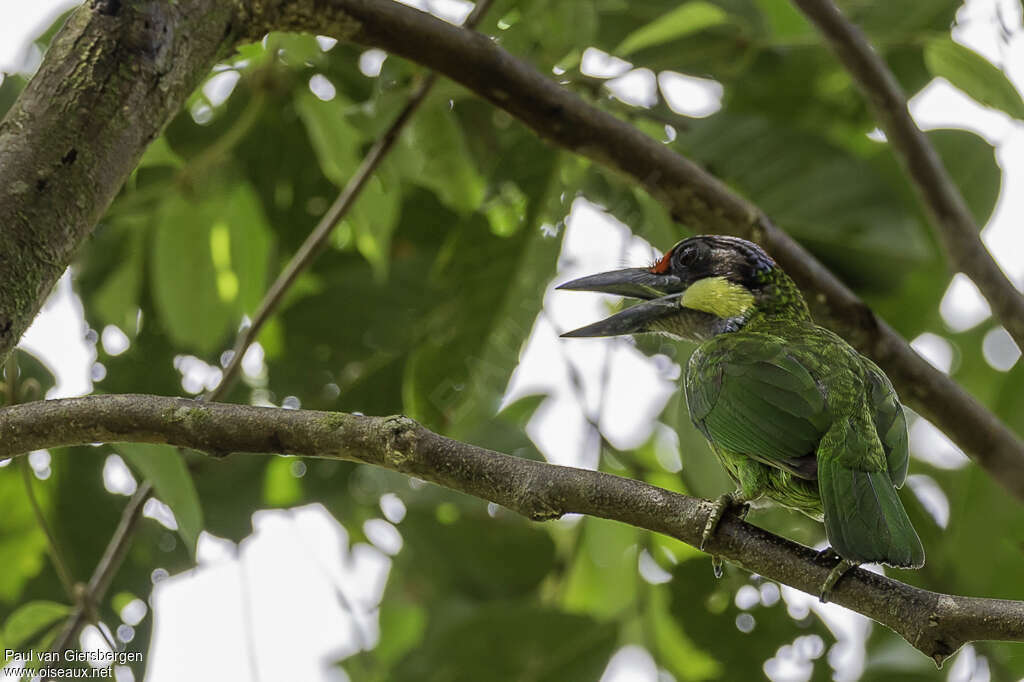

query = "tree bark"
0;0;235;358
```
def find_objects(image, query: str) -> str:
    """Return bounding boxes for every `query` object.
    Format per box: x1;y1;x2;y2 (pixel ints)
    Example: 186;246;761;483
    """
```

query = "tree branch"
239;0;1024;499
2;0;1022;497
792;0;1024;351
0;394;1021;664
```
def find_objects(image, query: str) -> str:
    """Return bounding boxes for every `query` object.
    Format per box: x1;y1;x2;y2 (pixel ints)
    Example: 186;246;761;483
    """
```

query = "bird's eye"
675;243;706;266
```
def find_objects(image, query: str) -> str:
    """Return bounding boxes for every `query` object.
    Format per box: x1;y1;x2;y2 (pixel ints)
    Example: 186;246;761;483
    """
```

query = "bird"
557;234;924;600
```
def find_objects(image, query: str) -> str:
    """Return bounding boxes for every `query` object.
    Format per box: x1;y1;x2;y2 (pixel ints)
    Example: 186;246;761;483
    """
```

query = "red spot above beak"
650;249;672;274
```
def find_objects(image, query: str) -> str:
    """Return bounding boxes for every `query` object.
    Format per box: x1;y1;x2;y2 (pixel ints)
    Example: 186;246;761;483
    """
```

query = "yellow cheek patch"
681;276;755;318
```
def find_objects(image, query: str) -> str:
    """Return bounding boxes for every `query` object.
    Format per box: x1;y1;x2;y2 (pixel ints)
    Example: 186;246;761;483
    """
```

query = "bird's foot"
701;492;749;578
819;558;858;603
700;492;749;551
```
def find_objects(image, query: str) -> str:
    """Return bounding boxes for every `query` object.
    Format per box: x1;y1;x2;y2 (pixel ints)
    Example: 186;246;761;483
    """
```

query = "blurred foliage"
2;0;1023;679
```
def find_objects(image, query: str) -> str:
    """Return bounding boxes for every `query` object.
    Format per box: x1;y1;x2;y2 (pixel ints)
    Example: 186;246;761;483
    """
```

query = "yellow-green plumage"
686;308;922;567
560;235;924;570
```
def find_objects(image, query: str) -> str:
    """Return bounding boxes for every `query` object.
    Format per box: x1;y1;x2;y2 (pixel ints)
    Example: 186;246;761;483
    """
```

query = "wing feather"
685;335;828;480
861;357;910;487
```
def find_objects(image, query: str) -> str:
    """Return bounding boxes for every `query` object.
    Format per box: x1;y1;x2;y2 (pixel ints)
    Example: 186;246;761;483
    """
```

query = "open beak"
556;268;683;338
556;268;680;300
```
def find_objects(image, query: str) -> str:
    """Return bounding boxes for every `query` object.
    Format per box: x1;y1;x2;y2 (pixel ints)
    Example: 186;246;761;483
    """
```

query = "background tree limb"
0;393;1021;665
0;0;235;361
791;0;1024;354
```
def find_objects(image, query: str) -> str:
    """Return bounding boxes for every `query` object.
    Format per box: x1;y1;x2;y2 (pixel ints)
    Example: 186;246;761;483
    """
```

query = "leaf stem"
20;458;77;601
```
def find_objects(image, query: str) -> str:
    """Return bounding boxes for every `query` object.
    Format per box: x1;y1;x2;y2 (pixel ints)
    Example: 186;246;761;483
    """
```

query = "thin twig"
1;393;1022;665
21;459;77;600
7;354;77;602
47;482;152;662
792;0;1024;351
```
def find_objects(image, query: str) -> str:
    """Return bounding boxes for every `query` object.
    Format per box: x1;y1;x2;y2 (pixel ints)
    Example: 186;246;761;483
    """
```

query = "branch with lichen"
0;393;1021;664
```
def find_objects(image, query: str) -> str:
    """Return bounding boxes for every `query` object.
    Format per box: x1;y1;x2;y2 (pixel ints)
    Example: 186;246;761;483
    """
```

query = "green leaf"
754;0;812;39
615;2;728;56
150;179;271;354
669;559;836;680
151;194;230;353
262;456;303;507
116;443;204;558
6;348;57;399
646;584;721;680
3;601;71;650
928;128;1000;227
924;37;1024;120
396;510;556;600
374;600;426;665
0;469;48;602
562;516;638;618
295;90;362;186
674;112;931;291
297;90;401;276
138;136;185;170
387;603;617;682
400;97;485;214
224;181;273;313
92;228;144;331
347;161;402;279
402;150;562;435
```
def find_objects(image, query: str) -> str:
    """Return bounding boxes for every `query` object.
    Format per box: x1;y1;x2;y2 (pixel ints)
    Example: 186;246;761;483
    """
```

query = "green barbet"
558;235;924;598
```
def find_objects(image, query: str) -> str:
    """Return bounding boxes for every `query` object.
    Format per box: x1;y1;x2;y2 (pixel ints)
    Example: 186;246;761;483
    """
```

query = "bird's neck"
751;268;812;322
700;269;812;339
666;270;812;342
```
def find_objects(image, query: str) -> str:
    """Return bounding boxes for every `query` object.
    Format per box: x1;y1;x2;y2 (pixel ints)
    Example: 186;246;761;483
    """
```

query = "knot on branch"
381;415;418;469
517;470;564;522
912;595;964;668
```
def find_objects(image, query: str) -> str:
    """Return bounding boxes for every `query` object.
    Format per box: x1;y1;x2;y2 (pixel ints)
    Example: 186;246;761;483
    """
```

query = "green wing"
862;356;910;487
687;333;924;568
685;335;830;479
816;410;925;568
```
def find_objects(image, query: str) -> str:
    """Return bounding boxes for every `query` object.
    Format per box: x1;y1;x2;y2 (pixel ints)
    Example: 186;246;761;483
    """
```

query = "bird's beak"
559;294;683;337
555;268;680;300
556;268;684;338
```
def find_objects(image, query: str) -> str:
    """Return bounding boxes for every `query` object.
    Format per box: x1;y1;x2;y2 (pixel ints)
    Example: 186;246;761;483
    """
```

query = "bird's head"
558;235;800;340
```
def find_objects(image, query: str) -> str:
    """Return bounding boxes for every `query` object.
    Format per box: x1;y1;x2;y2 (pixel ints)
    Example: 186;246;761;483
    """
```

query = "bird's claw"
701;492;748;578
700;492;748;551
819;557;858;603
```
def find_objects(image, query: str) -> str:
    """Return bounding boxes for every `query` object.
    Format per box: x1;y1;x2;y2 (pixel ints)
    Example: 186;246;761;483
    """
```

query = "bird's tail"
817;421;925;568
